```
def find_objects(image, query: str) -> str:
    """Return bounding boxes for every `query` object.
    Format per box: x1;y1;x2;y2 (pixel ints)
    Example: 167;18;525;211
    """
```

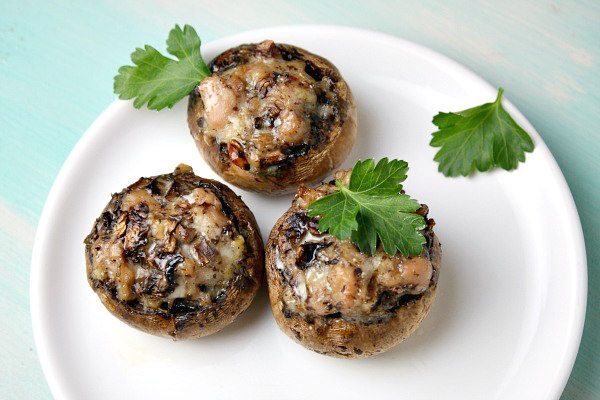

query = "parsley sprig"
430;88;535;176
308;158;426;257
114;24;210;110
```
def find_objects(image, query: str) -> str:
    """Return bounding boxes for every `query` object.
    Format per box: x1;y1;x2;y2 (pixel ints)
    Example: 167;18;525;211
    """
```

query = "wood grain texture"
0;0;597;398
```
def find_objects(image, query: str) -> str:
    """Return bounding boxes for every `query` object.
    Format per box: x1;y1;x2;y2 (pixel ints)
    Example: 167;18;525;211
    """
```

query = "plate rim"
30;24;587;399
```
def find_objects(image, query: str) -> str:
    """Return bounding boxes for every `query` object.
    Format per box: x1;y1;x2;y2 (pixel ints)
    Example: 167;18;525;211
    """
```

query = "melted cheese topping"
87;168;246;314
196;42;339;172
277;180;434;322
278;232;432;321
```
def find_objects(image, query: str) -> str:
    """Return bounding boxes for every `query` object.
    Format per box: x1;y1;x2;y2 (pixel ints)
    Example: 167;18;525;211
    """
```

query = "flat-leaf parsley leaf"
114;24;210;110
308;158;426;257
430;88;534;177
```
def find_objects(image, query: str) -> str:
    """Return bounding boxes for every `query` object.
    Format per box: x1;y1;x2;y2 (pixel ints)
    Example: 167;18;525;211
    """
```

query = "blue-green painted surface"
0;1;597;398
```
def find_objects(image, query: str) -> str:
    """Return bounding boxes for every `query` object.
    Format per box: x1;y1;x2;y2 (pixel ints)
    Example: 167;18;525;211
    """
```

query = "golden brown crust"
265;207;441;358
85;168;264;340
187;42;357;195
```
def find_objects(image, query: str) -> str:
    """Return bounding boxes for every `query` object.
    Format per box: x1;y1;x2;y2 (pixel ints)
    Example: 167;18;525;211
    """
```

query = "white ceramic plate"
31;26;586;400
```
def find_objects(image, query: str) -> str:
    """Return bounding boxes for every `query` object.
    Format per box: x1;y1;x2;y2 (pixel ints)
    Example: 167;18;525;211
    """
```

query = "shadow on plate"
362;253;461;363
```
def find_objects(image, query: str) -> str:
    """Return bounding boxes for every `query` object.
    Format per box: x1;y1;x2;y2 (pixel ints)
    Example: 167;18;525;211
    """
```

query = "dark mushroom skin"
265;173;441;358
84;164;263;339
187;40;357;195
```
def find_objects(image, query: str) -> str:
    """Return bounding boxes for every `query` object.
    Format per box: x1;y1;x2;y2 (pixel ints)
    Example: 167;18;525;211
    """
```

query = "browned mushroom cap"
265;182;441;357
84;164;263;339
188;40;357;195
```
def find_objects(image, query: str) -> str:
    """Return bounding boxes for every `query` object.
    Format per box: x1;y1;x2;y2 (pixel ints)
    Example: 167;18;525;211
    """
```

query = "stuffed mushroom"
84;164;263;339
266;172;441;357
188;40;357;194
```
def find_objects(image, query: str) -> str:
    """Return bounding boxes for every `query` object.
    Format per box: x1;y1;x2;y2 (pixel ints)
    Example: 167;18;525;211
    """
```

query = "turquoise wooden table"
1;1;597;398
